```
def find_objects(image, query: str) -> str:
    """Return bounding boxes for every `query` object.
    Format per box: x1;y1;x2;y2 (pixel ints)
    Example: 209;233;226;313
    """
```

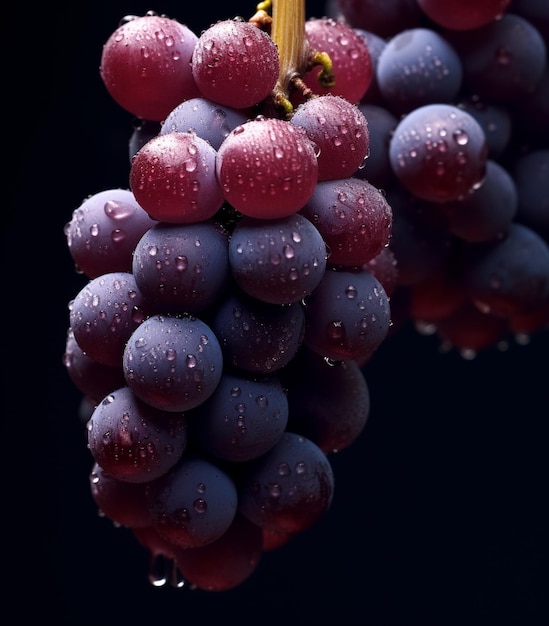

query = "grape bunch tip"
63;0;549;593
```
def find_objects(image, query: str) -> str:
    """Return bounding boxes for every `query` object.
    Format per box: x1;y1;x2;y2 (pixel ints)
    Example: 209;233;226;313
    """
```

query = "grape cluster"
63;4;391;592
62;0;548;593
335;0;549;355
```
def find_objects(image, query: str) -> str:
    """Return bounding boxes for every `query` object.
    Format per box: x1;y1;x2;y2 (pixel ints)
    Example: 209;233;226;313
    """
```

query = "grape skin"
300;177;393;267
87;385;188;483
190;19;280;110
69;271;151;367
99;14;200;121
302;267;391;362
228;213;327;305
237;432;335;534
123;314;224;412
187;372;289;462
132;220;231;315
146;454;238;548
65;188;157;279
215;118;319;219
129;131;224;224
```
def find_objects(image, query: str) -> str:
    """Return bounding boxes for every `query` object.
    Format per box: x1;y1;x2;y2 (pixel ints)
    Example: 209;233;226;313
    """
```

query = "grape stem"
269;0;309;116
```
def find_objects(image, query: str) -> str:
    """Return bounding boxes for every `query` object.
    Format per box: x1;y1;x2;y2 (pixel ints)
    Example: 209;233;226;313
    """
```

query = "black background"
4;1;548;624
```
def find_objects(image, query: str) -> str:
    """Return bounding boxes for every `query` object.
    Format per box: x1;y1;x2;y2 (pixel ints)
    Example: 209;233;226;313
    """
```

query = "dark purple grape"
461;222;549;318
130;131;225;224
132;220;230;314
362;246;399;298
376;28;463;116
354;103;398;188
336;0;423;39
389;103;488;203
160;97;249;150
173;513;263;591
89;462;152;528
456;97;512;160
302;266;391;362
434;301;510;355
510;0;549;43
444;13;547;102
289;95;370;181
416;0;511;31
123;314;223;412
87;386;187;483
511;149;549;243
146;454;238;548
441;159;518;243
228;213;327;305
385;184;454;286
187;372;288;462
407;265;467;324
129;119;161;161
280;348;371;453
64;188;157;279
63;328;126;404
69;271;151;367
191;19;279;109
210;289;305;373
299;177;392;268
237;431;335;533
355;29;387;105
100;14;201;121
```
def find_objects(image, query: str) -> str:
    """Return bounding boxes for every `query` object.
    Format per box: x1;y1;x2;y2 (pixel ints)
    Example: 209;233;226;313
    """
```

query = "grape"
160;97;249;150
511;149;549;243
173;513;263;591
145;454;238;548
281;347;371;453
335;0;423;39
210;289;305;373
362;246;399;298
441;159;518;243
190;18;280;110
302;17;372;104
375;28;463;116
63;328;126;404
132;220;230;314
299;177;393;268
215;117;318;219
122;313;223;412
444;13;547;103
99;13;200;121
290;94;370;181
407;266;467;324
385;185;453;287
354;103;397;188
69;271;151;367
456;97;512;160
228;213;327;305
129;119;162;161
354;29;387;106
389;103;488;203
89;462;152;528
187;372;288;462
237;431;335;533
302;266;391;362
129;131;224;224
416;0;511;31
87;385;188;483
64;188;157;279
460;222;549;319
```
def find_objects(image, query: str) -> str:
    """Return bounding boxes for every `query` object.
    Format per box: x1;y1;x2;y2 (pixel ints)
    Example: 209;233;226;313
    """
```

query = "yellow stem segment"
270;0;309;104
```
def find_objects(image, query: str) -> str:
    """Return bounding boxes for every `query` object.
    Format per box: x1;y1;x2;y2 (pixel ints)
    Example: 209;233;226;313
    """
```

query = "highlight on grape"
63;0;549;592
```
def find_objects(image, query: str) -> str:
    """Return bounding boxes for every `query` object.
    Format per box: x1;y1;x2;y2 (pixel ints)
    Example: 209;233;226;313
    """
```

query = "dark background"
4;1;548;624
